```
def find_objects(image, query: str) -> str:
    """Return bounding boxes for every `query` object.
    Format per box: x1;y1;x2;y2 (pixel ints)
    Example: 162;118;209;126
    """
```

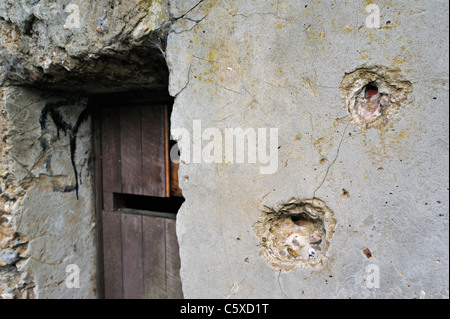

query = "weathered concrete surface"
0;0;448;299
1;87;96;298
168;0;449;298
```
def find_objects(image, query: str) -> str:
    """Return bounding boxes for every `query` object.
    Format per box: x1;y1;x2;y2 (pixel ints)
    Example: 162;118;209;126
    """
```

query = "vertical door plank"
121;213;144;299
103;192;114;211
165;218;183;299
120;107;143;195
141;106;166;197
102;211;123;299
142;216;166;298
93;109;105;298
101;108;122;194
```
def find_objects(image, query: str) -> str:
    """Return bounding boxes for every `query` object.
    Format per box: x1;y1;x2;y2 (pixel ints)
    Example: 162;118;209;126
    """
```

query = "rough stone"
1;86;96;298
1;250;20;265
0;0;171;93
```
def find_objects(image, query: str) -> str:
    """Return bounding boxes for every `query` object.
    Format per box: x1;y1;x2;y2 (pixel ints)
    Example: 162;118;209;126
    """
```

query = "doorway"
90;91;184;299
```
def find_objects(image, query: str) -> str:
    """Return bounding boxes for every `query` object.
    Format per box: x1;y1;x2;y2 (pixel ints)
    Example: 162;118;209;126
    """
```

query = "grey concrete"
167;0;449;298
0;0;448;299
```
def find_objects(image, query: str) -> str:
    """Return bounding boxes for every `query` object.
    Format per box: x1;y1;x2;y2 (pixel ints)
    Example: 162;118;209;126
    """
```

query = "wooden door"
102;211;182;299
96;99;183;299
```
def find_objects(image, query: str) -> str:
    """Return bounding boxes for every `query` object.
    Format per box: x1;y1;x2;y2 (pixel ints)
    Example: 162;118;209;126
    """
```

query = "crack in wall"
312;122;351;199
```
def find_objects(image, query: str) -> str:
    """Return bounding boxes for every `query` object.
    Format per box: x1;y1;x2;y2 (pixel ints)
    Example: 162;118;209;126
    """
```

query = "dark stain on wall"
39;101;90;199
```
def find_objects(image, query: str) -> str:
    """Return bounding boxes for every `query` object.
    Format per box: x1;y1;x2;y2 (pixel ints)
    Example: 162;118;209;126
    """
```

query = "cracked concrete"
0;0;448;299
168;0;449;298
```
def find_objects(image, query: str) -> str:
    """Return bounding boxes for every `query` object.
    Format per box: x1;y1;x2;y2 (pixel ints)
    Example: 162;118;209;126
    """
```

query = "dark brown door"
96;100;183;299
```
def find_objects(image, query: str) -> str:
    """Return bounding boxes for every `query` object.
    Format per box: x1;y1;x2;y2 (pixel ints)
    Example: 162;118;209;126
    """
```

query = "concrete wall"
168;0;449;298
0;0;448;299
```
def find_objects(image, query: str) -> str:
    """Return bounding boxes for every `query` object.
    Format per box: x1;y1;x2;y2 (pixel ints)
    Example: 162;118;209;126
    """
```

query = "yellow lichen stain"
390;56;406;67
193;35;201;45
313;137;326;154
358;54;369;60
344;28;354;34
301;77;317;96
229;7;239;16
206;49;219;62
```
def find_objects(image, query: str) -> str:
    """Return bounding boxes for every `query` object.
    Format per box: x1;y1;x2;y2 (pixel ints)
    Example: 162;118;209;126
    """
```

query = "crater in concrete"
340;66;413;128
253;198;336;272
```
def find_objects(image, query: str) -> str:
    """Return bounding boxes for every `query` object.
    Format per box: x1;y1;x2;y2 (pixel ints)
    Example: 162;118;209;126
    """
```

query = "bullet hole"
340;66;413;128
365;82;379;98
363;248;373;259
253;198;336;272
341;189;350;199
